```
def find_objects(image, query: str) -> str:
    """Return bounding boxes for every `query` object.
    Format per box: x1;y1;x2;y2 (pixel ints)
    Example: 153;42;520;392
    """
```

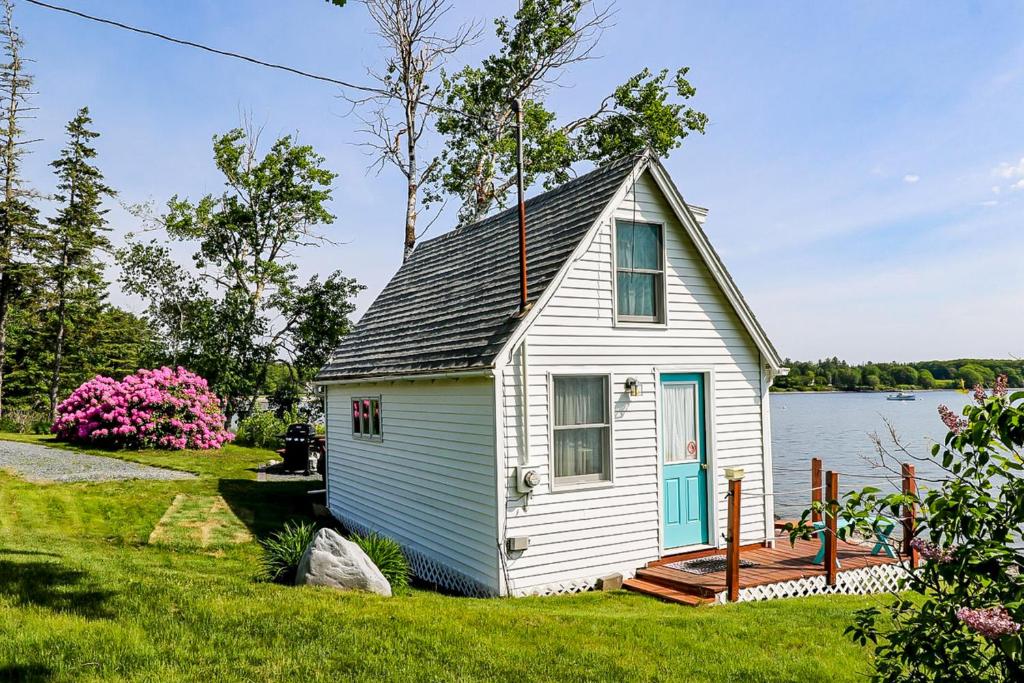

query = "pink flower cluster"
956;606;1021;639
973;375;1010;404
938;404;968;435
52;367;234;451
994;374;1009;397
910;537;956;563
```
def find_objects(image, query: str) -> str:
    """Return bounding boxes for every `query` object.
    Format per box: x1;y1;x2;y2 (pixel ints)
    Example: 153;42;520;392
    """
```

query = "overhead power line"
24;0;389;96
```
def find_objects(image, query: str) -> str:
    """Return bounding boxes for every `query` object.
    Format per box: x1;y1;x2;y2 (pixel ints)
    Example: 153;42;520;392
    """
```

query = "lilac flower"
994;374;1009;397
910;537;956;563
973;383;987;404
956;606;1021;639
938;405;968;435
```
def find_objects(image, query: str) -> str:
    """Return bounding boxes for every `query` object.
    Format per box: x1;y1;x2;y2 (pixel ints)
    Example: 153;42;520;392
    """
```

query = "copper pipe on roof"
512;97;528;313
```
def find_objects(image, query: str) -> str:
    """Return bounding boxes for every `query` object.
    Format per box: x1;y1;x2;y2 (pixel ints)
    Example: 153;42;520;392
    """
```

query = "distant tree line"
773;357;1024;393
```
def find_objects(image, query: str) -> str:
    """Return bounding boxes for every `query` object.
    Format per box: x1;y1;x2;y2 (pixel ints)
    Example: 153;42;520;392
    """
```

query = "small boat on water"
887;391;917;401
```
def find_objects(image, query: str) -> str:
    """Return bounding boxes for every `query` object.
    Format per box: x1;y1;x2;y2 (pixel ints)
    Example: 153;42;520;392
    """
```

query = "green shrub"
0;409;51;434
261;520;316;584
235;411;287;449
352;532;410;590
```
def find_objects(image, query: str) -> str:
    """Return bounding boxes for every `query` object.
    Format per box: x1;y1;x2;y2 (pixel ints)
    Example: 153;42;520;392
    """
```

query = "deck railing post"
726;476;742;602
811;457;823;524
902;463;919;569
825;470;838;586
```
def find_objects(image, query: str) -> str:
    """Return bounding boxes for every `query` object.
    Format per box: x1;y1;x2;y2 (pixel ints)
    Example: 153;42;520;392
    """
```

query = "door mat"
664;555;757;575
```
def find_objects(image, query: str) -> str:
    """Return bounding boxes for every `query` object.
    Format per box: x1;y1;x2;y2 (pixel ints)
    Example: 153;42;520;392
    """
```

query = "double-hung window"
616;220;665;323
552;375;610;484
351;397;382;440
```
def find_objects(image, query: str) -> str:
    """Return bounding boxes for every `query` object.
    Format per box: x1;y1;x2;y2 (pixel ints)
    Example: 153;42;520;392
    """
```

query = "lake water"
770;390;972;519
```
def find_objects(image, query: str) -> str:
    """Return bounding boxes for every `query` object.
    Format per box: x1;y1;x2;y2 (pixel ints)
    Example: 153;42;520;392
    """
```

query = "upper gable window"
616;220;665;323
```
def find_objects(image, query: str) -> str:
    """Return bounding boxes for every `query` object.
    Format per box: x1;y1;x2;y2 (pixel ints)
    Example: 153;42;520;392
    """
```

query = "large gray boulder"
295;528;392;596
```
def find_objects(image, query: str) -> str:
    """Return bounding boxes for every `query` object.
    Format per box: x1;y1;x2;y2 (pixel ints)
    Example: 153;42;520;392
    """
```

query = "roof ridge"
413;152;643;252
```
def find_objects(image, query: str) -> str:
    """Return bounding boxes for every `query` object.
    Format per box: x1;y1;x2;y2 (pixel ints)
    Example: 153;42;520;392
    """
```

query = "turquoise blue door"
661;373;709;548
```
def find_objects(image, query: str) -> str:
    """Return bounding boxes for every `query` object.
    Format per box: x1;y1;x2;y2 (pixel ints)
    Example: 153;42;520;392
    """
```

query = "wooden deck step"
623;578;713;606
634;567;718;598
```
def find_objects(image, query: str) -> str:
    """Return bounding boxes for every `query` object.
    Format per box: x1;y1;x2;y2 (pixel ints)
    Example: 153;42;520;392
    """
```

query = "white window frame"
613;219;667;325
350;395;383;442
548;372;613;489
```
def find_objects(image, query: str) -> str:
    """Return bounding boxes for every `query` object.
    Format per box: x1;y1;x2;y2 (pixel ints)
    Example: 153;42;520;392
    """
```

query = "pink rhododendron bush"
52;367;234;450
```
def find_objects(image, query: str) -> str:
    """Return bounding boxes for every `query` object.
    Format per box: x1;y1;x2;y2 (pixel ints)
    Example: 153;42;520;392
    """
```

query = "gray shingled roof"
317;154;639;382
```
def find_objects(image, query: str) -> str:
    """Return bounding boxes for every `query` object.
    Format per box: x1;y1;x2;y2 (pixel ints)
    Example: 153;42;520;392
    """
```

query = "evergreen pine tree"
0;0;40;419
44;107;114;421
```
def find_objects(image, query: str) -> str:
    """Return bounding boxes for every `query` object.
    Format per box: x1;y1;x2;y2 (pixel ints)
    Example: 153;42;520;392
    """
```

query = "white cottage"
316;151;785;597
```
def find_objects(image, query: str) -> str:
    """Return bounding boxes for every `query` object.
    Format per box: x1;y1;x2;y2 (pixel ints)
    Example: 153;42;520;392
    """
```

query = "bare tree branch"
351;0;480;261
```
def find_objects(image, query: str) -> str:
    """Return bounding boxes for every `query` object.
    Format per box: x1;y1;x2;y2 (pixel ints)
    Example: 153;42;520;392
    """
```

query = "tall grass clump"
261;520;316;584
352;532;410;590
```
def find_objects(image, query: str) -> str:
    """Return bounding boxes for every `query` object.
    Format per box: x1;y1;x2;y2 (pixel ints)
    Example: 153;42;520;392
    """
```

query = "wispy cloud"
903;173;920;184
994;157;1024;179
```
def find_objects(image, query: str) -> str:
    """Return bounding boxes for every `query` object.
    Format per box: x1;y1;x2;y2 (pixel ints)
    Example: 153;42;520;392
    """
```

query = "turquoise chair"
812;517;897;565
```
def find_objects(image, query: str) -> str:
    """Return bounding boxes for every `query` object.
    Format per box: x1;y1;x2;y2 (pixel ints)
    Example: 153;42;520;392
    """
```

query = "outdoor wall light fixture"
625;377;641;398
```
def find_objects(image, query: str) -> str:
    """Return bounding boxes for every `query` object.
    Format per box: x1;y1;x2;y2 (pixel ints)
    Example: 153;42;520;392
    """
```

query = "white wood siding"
325;377;499;594
502;171;770;595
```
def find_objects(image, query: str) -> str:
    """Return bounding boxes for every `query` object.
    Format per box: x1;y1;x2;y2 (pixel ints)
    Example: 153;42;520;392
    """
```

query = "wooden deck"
624;532;899;605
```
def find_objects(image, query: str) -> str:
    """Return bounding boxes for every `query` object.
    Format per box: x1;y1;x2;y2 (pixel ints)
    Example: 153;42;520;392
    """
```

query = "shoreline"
771;388;958;395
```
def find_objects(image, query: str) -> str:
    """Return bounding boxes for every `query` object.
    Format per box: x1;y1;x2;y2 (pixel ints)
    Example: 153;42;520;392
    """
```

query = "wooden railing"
724;458;919;602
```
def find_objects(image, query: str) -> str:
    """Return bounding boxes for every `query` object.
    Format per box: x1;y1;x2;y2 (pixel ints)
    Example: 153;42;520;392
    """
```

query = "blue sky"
19;0;1024;363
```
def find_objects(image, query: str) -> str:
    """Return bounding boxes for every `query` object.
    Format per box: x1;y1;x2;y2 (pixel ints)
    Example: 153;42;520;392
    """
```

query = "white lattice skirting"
714;563;910;604
511;577;598;597
332;512;497;598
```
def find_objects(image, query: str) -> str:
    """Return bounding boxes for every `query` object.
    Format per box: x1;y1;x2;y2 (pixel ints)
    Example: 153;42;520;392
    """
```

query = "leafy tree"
0;0;40;418
917;368;936;389
787;377;1024;680
835;367;859;390
431;0;708;223
957;365;987;390
41;107;114;421
891;365;918;386
119;127;363;421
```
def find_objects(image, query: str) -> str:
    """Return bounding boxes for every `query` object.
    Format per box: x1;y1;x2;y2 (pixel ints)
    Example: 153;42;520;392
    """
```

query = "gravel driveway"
0;440;196;483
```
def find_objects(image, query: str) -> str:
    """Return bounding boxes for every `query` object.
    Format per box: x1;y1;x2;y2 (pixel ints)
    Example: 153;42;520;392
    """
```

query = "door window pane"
663;383;699;463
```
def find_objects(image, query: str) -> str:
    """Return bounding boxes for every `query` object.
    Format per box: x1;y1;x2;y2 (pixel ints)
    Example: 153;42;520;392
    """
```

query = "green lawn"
0;433;883;682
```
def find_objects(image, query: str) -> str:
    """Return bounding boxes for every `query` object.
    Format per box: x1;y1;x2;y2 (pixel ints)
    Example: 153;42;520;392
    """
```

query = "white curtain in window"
554;377;605;426
555;428;607;478
616;222;661;318
663;383;698;463
553;376;607;479
631;224;661;269
617;272;656;317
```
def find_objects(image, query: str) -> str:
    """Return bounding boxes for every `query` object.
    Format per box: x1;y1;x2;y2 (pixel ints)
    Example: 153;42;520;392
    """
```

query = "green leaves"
118;128;361;420
431;0;707;223
814;385;1024;680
